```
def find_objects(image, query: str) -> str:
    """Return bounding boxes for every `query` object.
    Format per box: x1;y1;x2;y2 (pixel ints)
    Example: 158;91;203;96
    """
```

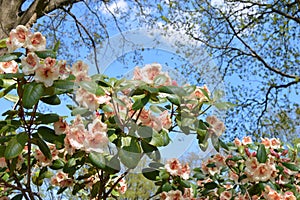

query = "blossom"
51;171;73;187
242;136;252;145
180;163;190;180
165;158;182;176
192;85;210;102
159;110;172;130
54;117;68;135
115;178;127;194
6;25;29;52
72;60;89;76
25;32;46;51
133;63;172;86
57;60;70;80
34;59;59;87
183;188;193;199
160;190;183;200
220;191;232;200
0;61;18;74
0;157;7;168
206;115;225;136
21;52;40;75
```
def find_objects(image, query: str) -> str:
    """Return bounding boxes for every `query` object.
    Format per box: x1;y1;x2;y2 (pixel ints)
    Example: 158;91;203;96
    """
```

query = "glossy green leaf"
256;144;267;163
204;182;218;190
4;132;28;159
282;162;300;171
35;50;57;59
11;194;23;200
79;80;105;96
0;73;24;79
51;159;65;170
36;113;59;124
166;94;180;105
37;126;65;148
149;130;171;147
248;183;264;196
132;94;150;111
41;95;61;105
34;136;52;160
158;86;175;94
0;145;6;157
89;151;106;169
141;140;161;161
91;182;101;198
53;80;75;91
22;83;44;109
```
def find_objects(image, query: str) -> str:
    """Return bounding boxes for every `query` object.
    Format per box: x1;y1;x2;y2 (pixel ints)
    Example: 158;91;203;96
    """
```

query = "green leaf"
53;80;75;91
256;144;267;163
282;162;300;171
248;183;264;196
149;130;170;147
162;182;172;192
204;182;218;190
166;94;181;105
50;159;65;170
89;152;106;169
33;136;52;160
141;140;161;161
79;81;105;96
0;73;23;79
142;168;159;181
0;38;7;48
0;83;17;99
158;86;175;94
11;194;23;200
5;132;28;159
91;182;101;198
0;145;6;157
35;50;57;59
0;54;18;62
119;137;142;169
22;83;44;109
132;94;150;111
36;113;59;124
37;126;65;148
4;94;19;102
41;95;61;105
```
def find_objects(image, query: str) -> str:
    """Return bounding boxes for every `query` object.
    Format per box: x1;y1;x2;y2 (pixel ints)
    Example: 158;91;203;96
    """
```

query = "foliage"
0;26;227;199
145;137;300;199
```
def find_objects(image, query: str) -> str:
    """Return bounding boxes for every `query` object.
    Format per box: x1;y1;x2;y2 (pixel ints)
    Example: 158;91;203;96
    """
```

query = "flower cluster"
51;171;73;188
133;63;174;86
6;25;46;52
3;25;71;87
195;137;300;199
60;115;109;154
165;158;191;180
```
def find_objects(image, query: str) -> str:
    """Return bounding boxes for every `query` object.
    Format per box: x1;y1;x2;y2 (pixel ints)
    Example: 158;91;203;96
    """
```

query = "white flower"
0;61;18;74
21;52;40;75
34;62;59;87
25;32;46;51
6;25;29;52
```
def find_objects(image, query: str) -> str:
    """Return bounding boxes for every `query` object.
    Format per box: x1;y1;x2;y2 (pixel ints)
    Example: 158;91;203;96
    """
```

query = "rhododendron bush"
0;25;299;200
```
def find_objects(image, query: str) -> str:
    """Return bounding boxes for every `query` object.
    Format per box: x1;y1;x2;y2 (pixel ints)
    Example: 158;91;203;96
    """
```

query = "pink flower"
84;131;108;153
51;171;73;187
283;192;296;200
72;60;89;76
0;157;7;168
193;85;210;102
180;163;190;180
165;158;182;176
65;124;86;150
116;178;127;194
0;61;18;74
21;52;40;75
54;117;68;135
270;138;281;149
25;32;46;51
34;62;59;87
159;110;172;130
213;153;226;167
263;186;281;200
252;163;272;182
234;138;242;147
183;188;193;199
167;190;183;200
220;191;232;200
242;136;252;145
57;60;70;80
6;25;29;52
75;88;102;111
261;138;271;148
206;115;225;136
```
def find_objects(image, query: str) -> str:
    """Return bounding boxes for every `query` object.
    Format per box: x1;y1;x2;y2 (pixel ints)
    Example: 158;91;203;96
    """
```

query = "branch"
60;6;100;73
256;80;299;128
19;0;82;27
222;12;299;79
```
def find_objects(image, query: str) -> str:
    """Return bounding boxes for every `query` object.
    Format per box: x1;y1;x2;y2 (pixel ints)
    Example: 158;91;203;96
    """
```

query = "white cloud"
99;0;128;16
